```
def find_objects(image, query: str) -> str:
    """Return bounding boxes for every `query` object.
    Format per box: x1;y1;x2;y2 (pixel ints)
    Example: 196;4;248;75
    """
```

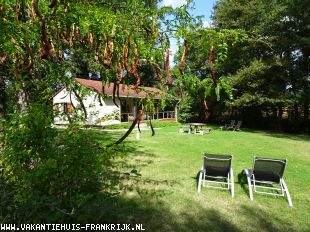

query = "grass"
83;123;310;231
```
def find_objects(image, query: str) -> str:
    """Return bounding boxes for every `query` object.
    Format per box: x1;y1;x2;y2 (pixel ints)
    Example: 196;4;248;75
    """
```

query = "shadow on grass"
2;129;300;230
81;129;302;231
238;171;250;195
243;128;310;142
68;132;241;231
77;192;241;232
237;205;297;231
77;188;297;231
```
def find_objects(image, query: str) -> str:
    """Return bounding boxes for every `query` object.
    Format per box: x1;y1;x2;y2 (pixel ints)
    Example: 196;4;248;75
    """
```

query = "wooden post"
156;104;159;120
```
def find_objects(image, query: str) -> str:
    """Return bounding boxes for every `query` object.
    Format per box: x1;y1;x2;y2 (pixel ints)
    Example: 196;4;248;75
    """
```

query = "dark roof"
75;78;166;99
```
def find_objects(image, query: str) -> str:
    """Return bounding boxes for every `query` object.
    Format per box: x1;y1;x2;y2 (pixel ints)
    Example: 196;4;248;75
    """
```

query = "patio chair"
198;153;234;197
229;120;242;131
243;157;293;207
223;120;235;130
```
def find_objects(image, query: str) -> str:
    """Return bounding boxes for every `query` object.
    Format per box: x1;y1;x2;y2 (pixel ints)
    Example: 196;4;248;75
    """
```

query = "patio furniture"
199;128;212;135
188;123;206;134
243;157;293;207
223;120;235;130
198;153;234;197
229;120;242;131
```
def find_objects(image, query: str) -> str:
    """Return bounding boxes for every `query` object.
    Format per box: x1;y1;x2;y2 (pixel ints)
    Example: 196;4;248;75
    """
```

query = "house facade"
53;78;177;126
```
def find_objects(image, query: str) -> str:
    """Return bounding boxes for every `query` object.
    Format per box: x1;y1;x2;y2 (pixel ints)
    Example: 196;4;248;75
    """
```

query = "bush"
2;104;103;223
177;95;199;123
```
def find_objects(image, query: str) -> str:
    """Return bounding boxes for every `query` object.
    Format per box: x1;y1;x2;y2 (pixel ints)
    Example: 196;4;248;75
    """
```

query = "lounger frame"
198;154;234;197
244;157;293;207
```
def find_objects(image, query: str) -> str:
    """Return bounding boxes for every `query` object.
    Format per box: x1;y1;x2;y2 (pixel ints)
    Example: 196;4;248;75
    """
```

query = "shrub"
177;95;198;123
2;104;103;223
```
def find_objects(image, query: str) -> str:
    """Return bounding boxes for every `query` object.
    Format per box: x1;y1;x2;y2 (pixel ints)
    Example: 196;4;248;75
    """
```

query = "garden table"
187;123;206;134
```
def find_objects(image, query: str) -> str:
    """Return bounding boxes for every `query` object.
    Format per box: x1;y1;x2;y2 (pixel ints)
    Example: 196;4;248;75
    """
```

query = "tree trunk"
293;103;299;121
303;103;309;132
277;105;283;131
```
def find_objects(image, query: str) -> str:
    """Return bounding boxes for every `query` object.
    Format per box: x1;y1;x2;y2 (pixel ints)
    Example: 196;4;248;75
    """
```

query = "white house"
53;78;177;126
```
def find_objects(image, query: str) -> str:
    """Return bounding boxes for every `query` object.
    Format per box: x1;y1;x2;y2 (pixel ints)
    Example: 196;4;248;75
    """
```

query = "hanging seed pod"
58;50;63;61
67;24;75;48
48;39;56;61
165;48;172;84
75;26;84;45
208;46;217;86
61;32;70;45
40;44;47;59
123;38;132;73
87;32;94;50
102;33;114;69
179;39;188;75
26;3;35;21
68;33;74;47
39;18;50;60
0;55;7;64
154;64;163;85
132;45;141;89
15;2;20;20
95;38;101;63
117;57;124;83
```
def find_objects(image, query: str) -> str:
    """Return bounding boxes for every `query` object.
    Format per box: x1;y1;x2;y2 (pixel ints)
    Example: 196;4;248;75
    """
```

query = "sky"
160;0;218;63
161;0;217;24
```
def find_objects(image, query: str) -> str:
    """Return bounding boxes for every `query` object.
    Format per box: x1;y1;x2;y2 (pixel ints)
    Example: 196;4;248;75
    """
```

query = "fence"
121;111;175;122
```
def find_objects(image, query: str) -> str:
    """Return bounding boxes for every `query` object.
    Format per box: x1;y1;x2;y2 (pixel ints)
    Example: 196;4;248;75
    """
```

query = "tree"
212;0;310;132
175;29;245;122
0;0;199;222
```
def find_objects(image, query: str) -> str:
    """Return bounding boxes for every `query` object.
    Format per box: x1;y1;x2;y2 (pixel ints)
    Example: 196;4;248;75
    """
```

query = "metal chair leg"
230;168;234;198
244;169;253;200
281;179;293;207
198;168;204;193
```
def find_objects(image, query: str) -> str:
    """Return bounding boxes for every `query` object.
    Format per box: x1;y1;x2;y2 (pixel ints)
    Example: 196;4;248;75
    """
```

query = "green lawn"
84;124;310;231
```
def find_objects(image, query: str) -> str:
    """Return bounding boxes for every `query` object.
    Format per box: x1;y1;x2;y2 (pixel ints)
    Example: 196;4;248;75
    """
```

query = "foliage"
96;110;120;123
211;0;310;132
0;0;201;223
1;104;104;222
177;94;197;123
174;29;243;122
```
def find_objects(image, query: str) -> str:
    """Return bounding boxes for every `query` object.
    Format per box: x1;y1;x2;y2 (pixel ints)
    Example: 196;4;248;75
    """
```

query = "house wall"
53;88;120;126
